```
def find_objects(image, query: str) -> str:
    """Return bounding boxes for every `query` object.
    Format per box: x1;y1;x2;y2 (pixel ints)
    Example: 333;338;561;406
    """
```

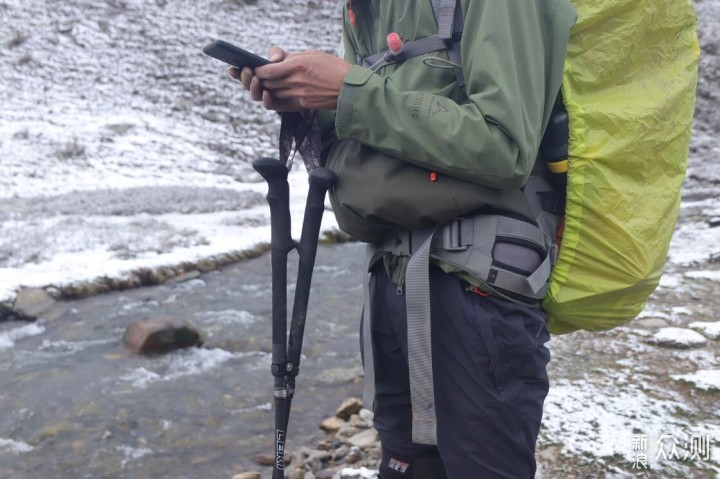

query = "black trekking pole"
252;157;336;479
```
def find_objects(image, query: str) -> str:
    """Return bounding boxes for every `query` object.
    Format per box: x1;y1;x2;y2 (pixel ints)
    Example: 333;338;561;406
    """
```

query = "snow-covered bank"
0;0;343;307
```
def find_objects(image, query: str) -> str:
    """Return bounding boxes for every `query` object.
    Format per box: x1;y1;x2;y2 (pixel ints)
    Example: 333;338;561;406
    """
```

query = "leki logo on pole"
275;429;286;470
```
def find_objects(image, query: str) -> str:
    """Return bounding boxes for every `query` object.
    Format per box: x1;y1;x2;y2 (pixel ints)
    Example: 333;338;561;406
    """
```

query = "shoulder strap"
356;0;467;95
431;0;466;93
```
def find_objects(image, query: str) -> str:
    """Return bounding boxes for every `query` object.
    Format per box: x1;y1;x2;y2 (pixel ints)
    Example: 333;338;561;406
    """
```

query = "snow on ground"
690;321;720;340
651;327;708;348
672;370;720;393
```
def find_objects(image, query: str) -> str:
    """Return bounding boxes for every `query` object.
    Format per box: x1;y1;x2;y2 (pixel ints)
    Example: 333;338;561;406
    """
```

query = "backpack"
542;0;699;333
332;0;699;334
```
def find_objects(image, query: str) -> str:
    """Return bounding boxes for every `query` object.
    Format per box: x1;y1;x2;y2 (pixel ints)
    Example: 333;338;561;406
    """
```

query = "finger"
240;67;253;90
255;59;296;80
250;75;263;101
268;46;288;62
228;67;242;80
270;87;303;100
262;90;276;110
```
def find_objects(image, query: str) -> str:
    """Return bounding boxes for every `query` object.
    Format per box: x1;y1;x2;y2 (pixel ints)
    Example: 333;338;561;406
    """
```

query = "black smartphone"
202;40;270;69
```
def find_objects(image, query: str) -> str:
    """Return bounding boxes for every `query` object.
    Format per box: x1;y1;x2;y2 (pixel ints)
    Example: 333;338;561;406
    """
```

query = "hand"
228;46;303;112
254;50;352;110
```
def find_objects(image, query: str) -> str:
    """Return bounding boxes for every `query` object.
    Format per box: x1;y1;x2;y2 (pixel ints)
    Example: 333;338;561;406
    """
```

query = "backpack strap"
356;0;466;94
431;0;466;92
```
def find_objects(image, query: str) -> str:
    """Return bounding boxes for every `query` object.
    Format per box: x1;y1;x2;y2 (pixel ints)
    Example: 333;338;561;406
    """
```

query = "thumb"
268;46;288;63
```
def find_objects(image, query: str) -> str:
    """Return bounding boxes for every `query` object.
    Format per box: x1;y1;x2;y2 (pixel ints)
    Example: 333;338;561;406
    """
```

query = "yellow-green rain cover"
543;0;700;334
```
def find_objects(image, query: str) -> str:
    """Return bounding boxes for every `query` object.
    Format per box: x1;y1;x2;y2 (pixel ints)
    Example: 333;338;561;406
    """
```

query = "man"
232;1;576;477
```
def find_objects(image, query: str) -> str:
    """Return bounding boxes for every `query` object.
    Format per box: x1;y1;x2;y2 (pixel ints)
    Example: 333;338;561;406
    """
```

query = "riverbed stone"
13;287;65;320
321;416;345;433
288;466;305;479
231;472;262;479
123;316;204;354
336;398;363;420
253;453;275;466
349;414;368;429
345;446;363;464
347;429;378;449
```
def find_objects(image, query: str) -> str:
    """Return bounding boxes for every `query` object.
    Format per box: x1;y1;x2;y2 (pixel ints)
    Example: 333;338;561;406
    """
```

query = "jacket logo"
430;100;448;115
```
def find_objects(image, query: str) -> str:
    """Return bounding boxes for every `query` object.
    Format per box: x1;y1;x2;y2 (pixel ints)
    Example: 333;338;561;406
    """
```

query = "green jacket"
320;0;577;191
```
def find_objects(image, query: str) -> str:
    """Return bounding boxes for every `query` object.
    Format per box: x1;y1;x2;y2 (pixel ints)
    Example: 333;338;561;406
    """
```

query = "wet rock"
288;466;305;479
336;397;363;420
123;316;204;354
358;409;374;423
345;446;363;464
315;367;364;385
651;327;707;349
253;453;275;466
165;270;201;284
13;287;65;320
333;445;349;461
347;429;378;449
231;472;262;479
297;446;332;470
349;414;368;429
321;416;345;433
337;423;358;438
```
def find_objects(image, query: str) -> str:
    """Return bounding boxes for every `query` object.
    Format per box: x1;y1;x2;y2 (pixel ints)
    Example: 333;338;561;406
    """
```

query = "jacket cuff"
336;65;376;135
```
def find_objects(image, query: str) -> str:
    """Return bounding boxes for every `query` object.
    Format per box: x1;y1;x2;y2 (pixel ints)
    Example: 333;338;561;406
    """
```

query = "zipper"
396;268;406;296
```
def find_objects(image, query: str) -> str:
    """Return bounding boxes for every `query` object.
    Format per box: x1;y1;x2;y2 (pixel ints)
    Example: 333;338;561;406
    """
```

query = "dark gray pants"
368;265;550;479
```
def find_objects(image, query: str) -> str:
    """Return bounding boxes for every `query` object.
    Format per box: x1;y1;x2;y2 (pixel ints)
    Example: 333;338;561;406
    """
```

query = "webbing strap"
361;245;377;410
357;0;466;94
433;0;458;40
360;35;455;69
432;0;466;93
405;230;438;445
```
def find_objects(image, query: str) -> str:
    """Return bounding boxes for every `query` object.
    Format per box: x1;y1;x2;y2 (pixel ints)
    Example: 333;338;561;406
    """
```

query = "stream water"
0;243;366;479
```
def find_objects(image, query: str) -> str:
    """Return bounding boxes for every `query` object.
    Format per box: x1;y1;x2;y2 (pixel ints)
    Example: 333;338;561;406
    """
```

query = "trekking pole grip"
252;158;295;255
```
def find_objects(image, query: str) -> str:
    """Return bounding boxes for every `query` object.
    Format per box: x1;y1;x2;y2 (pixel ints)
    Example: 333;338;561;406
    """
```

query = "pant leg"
429;269;551;478
369;265;550;479
369;265;438;459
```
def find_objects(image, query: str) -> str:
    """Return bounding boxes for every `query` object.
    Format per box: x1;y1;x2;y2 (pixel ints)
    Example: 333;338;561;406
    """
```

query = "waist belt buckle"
441;219;468;252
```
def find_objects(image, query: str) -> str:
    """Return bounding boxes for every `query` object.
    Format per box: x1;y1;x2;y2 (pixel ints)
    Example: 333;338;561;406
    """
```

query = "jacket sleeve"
333;0;576;189
317;11;358;164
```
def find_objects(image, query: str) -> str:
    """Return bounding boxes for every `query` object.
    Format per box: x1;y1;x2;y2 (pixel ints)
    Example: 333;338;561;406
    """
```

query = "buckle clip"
442;220;467;252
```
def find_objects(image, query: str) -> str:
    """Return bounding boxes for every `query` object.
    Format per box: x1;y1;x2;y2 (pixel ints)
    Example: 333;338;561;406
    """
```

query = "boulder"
123;316;203;354
13;287;65;321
